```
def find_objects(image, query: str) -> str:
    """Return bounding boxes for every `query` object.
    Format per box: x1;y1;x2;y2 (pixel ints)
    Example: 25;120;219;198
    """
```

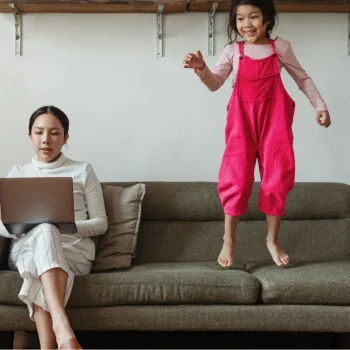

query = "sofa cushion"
0;263;259;307
77;262;259;306
92;184;146;272
247;260;350;305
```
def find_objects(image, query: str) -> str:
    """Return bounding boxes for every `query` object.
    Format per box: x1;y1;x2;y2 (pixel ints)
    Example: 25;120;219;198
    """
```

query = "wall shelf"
0;0;349;14
0;0;186;13
188;0;350;13
1;0;349;57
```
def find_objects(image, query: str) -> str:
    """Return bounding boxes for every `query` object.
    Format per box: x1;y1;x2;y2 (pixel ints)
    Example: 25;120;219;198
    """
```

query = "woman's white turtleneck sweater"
0;154;108;260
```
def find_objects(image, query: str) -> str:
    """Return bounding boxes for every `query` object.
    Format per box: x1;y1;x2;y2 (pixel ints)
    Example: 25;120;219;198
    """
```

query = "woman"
0;106;108;349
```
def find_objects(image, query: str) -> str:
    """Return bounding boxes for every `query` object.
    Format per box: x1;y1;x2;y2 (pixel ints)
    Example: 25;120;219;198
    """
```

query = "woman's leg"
33;304;56;349
9;224;92;348
266;215;289;266
41;247;93;348
8;224;81;348
40;267;78;348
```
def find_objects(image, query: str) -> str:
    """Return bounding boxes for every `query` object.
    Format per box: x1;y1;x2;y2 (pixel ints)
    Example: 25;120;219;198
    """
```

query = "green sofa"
1;181;350;347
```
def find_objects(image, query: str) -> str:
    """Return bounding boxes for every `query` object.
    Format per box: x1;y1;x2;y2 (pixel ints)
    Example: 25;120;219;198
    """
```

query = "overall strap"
270;38;277;57
270;38;280;74
238;40;244;58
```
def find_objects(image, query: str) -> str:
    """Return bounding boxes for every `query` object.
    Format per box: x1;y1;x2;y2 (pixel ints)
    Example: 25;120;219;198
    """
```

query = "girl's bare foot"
266;239;290;266
218;237;235;267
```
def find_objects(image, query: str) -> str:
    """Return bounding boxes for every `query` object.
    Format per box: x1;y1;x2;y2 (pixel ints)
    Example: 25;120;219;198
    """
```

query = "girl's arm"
281;43;328;112
196;45;234;92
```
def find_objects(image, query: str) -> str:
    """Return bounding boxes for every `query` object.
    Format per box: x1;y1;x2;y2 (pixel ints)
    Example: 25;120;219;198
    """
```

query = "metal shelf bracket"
157;4;164;58
208;2;218;56
9;3;22;56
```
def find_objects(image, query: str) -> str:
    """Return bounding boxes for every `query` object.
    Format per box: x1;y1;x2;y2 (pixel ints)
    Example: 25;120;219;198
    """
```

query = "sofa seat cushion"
0;262;259;307
247;260;350;305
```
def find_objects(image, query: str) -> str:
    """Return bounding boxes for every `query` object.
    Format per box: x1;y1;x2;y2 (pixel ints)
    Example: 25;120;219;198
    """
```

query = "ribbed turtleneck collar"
32;153;67;169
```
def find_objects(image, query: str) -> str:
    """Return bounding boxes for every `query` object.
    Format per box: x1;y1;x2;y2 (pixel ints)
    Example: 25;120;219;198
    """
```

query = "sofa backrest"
102;182;350;264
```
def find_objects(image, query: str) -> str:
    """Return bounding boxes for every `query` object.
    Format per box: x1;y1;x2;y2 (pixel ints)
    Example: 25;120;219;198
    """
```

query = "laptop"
0;177;77;235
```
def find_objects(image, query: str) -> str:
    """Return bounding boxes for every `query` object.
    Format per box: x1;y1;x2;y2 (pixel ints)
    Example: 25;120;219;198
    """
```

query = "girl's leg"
33;304;56;349
40;267;80;349
218;215;240;267
266;215;289;266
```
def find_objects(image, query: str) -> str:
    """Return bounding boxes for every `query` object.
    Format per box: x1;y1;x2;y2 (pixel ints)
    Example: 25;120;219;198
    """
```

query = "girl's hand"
183;50;206;72
316;110;331;128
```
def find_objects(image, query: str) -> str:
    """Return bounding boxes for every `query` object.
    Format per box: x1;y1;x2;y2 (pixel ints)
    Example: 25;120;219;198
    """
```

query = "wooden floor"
2;331;350;349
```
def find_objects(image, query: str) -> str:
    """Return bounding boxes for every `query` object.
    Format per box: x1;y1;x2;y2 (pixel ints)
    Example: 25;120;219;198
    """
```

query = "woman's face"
29;113;69;163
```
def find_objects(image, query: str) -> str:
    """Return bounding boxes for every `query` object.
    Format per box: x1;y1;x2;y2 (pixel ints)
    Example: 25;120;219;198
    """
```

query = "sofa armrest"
0;237;9;270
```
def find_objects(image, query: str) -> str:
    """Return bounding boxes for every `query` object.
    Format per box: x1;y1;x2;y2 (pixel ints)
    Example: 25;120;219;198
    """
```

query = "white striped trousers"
8;223;91;320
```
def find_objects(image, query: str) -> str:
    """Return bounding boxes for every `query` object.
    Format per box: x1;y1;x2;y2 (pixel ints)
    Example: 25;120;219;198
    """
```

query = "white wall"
0;12;348;182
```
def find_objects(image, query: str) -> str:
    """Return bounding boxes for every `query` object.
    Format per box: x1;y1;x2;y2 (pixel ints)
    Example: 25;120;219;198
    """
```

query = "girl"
183;0;331;268
0;106;108;349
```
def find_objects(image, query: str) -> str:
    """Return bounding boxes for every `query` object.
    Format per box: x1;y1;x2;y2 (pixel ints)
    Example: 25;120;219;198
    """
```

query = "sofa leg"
13;331;39;349
330;333;350;349
0;331;14;349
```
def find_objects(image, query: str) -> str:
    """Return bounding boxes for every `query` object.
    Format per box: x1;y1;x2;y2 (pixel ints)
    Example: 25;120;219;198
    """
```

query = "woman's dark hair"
227;0;277;42
29;106;69;136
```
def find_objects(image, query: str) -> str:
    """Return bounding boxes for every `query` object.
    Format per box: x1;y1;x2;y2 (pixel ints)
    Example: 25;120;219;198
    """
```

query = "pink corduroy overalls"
218;39;295;216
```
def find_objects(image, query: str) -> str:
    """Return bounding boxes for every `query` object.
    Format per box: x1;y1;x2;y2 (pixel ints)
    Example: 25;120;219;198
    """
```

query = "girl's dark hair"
29;106;69;136
227;0;277;42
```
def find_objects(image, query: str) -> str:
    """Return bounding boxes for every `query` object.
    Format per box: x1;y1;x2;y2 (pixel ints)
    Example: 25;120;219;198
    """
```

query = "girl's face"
236;5;269;44
29;113;69;163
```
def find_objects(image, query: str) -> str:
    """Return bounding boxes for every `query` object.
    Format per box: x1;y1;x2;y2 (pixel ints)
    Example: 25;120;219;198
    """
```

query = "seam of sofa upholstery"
62;281;259;288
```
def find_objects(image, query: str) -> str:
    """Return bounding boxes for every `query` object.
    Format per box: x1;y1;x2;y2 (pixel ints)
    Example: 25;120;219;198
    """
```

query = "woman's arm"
75;164;108;238
0;167;19;239
0;219;16;239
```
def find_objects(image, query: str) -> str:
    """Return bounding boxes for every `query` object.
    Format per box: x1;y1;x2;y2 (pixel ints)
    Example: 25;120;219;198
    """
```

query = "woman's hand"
316;110;331;128
183;50;206;73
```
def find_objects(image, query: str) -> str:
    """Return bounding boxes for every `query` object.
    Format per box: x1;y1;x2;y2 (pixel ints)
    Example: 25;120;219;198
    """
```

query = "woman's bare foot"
59;338;82;350
53;317;76;349
266;239;290;266
218;237;235;267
